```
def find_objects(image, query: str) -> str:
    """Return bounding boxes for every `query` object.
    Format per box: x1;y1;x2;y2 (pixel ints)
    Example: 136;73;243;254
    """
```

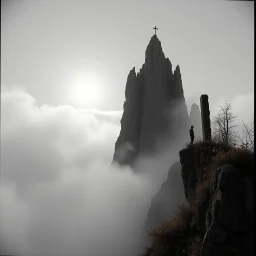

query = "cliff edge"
141;142;254;256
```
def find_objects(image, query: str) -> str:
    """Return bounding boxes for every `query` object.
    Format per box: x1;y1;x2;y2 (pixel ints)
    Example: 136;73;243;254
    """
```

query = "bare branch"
212;101;237;145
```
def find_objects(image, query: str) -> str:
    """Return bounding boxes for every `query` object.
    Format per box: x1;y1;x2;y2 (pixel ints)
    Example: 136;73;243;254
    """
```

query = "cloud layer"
1;85;253;256
1;85;158;256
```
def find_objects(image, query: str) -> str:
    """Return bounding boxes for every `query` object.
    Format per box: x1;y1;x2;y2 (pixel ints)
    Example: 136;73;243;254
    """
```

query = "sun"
70;70;102;108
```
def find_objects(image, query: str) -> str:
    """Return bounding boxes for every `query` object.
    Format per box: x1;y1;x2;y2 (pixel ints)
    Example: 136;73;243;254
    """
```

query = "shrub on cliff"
211;147;254;177
185;140;231;151
190;181;211;217
190;145;253;217
141;142;254;256
185;140;232;171
141;204;194;256
187;236;202;256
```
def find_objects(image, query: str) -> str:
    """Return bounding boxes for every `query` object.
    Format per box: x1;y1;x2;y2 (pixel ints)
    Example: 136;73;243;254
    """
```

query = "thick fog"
0;85;188;256
1;1;253;255
1;85;253;256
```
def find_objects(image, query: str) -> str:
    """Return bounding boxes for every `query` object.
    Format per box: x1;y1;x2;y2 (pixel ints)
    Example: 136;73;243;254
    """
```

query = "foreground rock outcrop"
113;35;190;166
141;142;254;256
201;164;254;256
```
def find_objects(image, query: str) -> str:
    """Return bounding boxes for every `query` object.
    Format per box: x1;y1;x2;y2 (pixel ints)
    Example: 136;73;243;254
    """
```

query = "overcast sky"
0;1;254;256
2;0;254;112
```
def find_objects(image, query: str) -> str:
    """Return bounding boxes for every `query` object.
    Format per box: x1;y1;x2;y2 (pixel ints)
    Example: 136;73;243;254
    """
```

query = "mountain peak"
145;35;165;69
113;35;190;166
150;34;160;42
175;65;180;73
147;34;162;51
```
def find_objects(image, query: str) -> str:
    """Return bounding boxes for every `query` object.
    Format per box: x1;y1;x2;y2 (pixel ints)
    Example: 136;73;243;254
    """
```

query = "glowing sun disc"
70;71;102;108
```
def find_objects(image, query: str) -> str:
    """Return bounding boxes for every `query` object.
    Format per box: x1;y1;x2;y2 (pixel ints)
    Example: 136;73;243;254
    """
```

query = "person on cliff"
190;126;194;145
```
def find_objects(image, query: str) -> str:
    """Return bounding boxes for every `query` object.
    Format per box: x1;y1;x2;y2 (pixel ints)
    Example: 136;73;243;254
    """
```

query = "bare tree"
236;118;254;151
212;102;237;145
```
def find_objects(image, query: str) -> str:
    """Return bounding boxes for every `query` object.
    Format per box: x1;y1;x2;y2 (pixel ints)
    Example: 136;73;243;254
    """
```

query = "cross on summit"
153;26;158;35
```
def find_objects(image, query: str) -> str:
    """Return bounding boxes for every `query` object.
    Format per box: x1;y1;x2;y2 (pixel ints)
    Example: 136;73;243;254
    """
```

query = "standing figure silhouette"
190;126;195;145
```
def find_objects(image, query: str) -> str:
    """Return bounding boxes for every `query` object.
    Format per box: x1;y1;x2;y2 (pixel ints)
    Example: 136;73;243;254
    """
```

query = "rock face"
189;103;202;141
201;164;254;256
113;68;142;166
179;145;214;200
179;144;254;256
141;143;254;256
144;161;187;231
113;35;190;166
179;147;199;200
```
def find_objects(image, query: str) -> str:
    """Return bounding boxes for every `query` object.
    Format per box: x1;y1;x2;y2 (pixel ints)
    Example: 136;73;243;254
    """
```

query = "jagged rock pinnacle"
113;36;190;166
175;65;180;72
145;35;165;70
149;34;160;43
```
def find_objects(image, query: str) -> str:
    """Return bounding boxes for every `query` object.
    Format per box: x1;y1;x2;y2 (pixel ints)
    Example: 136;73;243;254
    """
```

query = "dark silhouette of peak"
166;57;172;65
113;35;190;166
124;67;137;99
127;66;136;81
145;35;165;70
146;35;163;53
174;65;180;73
174;65;181;80
149;34;161;44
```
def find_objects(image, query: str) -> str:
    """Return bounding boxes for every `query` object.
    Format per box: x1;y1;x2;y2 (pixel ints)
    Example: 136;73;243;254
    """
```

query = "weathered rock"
179;148;199;200
113;68;142;166
141;142;254;256
179;144;216;200
141;143;254;256
113;35;190;166
201;164;254;256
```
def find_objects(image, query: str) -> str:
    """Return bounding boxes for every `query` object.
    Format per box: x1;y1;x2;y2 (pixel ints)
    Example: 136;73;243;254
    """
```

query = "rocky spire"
145;35;166;71
113;67;141;166
113;36;190;166
173;65;184;97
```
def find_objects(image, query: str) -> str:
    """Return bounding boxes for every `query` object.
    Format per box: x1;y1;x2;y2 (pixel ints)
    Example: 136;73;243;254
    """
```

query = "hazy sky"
2;0;254;111
0;1;254;256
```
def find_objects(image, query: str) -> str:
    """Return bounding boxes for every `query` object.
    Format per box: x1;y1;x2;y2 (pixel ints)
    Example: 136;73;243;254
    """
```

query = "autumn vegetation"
141;134;254;256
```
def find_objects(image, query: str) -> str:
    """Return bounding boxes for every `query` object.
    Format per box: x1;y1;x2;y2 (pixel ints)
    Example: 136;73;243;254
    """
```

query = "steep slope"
141;143;254;256
113;35;190;166
144;161;187;232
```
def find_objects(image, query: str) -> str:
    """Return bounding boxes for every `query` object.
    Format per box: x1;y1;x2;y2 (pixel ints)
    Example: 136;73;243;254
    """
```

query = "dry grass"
185;140;232;152
141;141;254;256
187;236;202;256
211;147;254;177
146;204;194;255
190;181;211;216
185;140;253;182
149;204;194;238
191;146;253;213
185;140;232;170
